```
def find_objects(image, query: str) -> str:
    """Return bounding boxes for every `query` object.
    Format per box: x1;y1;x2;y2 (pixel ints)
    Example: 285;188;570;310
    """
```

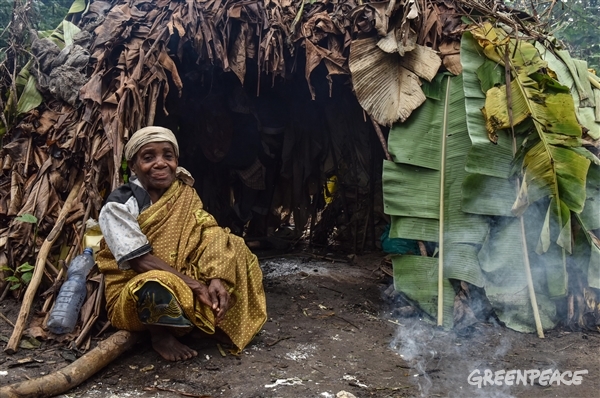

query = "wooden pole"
5;174;85;354
0;331;139;398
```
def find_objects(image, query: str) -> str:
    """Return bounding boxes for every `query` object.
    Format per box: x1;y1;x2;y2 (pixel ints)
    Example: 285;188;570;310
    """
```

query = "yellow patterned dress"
96;179;267;352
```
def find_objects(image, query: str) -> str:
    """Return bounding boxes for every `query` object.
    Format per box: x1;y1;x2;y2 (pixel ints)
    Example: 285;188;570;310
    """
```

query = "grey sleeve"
98;198;152;270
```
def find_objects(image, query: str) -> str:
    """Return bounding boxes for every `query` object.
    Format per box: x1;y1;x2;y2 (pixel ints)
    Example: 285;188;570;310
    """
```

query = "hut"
0;0;598;359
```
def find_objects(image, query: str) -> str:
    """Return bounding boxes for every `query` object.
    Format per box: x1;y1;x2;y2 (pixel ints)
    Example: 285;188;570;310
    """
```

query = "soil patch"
1;252;598;397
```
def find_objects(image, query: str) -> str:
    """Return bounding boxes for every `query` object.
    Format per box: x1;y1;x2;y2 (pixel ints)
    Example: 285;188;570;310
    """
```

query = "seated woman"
96;126;267;362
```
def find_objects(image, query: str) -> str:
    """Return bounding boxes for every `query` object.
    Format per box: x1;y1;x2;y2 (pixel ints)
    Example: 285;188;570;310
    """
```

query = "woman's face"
130;142;178;197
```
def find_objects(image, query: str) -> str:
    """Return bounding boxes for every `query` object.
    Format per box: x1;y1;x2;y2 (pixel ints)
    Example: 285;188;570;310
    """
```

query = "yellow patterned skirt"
97;180;267;352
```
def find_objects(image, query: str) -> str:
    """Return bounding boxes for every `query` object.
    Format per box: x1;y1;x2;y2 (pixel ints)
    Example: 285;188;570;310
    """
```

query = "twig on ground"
266;335;293;347
335;315;360;330
258;252;348;263
0;311;15;327
378;266;393;278
317;284;343;295
557;343;575;351
216;343;227;357
143;386;211;397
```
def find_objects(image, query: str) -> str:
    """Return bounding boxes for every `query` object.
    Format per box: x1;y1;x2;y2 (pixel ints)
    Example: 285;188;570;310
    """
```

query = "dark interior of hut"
147;36;389;253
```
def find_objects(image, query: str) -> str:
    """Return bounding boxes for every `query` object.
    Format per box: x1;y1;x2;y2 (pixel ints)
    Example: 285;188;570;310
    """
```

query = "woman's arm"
128;254;230;323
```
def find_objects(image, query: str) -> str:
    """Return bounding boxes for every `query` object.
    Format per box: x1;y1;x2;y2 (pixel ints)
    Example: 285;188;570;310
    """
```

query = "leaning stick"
5;174;84;354
503;47;544;339
369;116;392;161
437;77;451;327
0;330;139;398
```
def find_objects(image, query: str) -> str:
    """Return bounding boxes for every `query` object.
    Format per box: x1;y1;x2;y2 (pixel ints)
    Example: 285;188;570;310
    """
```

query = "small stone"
336;391;357;398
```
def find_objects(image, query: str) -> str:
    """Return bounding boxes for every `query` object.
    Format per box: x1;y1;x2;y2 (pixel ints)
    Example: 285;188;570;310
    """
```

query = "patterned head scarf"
124;126;195;186
124;126;179;161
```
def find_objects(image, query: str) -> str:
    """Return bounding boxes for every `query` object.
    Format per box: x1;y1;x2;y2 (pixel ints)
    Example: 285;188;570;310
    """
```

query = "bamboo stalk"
504;47;544;338
5;174;85;354
0;330;139;398
519;216;544;338
437;77;451;326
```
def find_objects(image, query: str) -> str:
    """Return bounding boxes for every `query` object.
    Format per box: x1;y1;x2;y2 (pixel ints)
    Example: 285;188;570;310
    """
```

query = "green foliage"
0;0;72;49
2;262;34;291
33;0;74;31
2;214;39;291
14;213;38;223
505;0;600;72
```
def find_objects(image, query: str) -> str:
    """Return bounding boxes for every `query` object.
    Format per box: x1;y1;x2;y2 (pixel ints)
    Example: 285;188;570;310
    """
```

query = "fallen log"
0;330;140;398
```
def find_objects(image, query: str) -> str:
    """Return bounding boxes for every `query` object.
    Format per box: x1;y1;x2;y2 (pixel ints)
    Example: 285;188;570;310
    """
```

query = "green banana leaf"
40;20;81;48
16;73;43;115
393;255;455;326
580;164;600;231
460;31;559;331
478;214;557;332
475;24;597;300
384;73;488;328
576;163;600;289
473;25;590;269
38;0;85;48
460;31;517;217
1;65;43;138
67;0;88;15
535;44;600;141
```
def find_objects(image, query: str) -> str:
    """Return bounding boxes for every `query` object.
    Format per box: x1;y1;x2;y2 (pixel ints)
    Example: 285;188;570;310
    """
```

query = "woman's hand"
208;279;230;324
190;281;213;309
191;279;230;324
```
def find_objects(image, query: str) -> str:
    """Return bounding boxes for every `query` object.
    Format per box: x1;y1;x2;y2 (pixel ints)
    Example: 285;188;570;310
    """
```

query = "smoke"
389;318;521;398
390;319;437;397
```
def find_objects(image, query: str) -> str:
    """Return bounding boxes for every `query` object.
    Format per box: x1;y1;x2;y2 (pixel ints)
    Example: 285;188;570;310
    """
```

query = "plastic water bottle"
47;248;95;334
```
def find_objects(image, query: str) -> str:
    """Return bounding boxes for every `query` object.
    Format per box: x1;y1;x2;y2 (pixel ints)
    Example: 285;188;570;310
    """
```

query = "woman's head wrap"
124;126;195;186
124;126;179;161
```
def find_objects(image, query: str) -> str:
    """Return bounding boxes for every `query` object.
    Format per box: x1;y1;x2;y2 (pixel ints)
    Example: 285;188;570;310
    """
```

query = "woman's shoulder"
106;180;151;210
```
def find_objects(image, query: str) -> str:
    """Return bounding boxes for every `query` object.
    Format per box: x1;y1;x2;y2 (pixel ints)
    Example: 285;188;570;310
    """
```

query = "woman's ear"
127;160;135;174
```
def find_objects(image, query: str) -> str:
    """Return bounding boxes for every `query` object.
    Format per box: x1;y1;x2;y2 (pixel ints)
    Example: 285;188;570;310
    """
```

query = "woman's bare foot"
147;325;197;361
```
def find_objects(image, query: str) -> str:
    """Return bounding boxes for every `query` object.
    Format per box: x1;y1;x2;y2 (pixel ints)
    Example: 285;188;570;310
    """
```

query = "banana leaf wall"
383;24;600;334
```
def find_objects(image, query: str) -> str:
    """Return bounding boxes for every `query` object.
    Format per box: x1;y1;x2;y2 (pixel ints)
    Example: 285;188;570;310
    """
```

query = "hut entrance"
152;50;386;252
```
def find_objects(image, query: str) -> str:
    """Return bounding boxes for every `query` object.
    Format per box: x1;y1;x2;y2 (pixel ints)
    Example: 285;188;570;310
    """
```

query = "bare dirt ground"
1;251;599;398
